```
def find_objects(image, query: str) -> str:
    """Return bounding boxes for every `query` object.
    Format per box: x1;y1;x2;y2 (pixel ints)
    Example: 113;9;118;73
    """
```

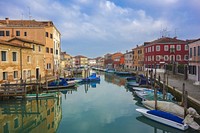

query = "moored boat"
136;108;189;131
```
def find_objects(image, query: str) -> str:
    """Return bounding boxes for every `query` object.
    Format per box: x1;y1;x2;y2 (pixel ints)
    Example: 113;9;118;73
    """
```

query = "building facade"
0;38;45;83
188;39;200;84
0;18;61;76
124;50;133;70
144;37;188;72
132;45;144;71
60;52;72;70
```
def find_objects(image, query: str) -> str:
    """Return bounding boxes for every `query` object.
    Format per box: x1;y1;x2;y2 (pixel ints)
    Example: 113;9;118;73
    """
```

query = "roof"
147;37;186;45
0;39;32;49
74;55;87;58
7;37;45;46
187;38;200;44
0;19;46;27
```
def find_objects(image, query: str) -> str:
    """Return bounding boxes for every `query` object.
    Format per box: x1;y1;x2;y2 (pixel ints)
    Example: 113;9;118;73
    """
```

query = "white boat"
136;108;189;131
132;87;149;91
135;90;174;101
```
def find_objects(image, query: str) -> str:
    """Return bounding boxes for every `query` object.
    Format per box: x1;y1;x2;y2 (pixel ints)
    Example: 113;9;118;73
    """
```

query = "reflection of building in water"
0;93;62;133
104;73;126;86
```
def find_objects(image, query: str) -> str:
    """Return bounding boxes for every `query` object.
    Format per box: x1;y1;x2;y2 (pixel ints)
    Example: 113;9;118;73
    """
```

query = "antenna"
21;13;24;20
28;6;32;20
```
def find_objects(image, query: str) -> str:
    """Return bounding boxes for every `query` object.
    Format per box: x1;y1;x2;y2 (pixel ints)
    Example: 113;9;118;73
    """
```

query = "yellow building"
0;38;45;83
132;45;144;71
0;18;61;76
60;52;72;69
73;55;88;67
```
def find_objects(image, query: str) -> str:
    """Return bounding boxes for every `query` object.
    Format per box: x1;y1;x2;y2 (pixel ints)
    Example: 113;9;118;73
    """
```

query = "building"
112;52;124;70
104;53;113;69
0;38;45;83
0;18;61;76
132;45;144;71
188;38;200;85
144;37;188;73
124;50;133;70
60;52;72;70
88;58;96;67
96;57;104;68
72;55;88;67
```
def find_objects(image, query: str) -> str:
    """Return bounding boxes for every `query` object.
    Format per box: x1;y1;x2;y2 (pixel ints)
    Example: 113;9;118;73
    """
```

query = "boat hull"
136;108;188;131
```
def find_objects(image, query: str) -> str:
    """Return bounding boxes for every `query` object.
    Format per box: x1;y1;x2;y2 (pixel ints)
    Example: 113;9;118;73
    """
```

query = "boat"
136;108;189;131
126;81;140;87
43;78;76;89
134;89;174;101
82;73;100;82
25;93;56;98
142;100;185;118
105;69;115;73
132;87;149;91
115;71;132;76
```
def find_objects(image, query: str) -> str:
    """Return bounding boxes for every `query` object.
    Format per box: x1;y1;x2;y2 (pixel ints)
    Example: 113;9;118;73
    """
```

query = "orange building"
132;45;144;71
112;52;124;70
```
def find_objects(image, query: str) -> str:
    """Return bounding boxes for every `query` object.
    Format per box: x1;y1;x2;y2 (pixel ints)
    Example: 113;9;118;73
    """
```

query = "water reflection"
0;93;62;133
104;73;126;87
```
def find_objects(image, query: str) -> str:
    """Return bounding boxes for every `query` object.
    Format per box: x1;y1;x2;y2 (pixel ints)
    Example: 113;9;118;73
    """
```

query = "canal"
0;72;198;133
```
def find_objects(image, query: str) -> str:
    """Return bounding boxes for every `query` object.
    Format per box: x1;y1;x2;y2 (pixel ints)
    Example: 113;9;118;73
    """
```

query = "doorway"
36;68;39;80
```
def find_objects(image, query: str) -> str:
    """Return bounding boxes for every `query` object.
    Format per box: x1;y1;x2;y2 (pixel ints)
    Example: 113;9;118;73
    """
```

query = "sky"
0;0;200;58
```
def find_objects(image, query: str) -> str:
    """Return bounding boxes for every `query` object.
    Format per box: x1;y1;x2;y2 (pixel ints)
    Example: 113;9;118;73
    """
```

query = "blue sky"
0;0;200;58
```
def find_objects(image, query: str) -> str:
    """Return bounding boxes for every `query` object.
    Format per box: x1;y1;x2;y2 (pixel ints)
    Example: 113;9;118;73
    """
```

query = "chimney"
5;18;9;24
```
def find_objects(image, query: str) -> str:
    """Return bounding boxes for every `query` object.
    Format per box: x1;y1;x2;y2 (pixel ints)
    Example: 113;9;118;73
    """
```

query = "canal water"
0;72;198;133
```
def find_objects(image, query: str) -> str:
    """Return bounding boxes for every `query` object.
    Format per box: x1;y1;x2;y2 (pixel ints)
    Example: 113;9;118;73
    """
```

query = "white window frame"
164;45;168;51
156;55;160;61
164;55;169;61
152;46;154;52
185;45;188;50
176;45;181;51
156;46;160;51
14;71;18;79
176;55;181;61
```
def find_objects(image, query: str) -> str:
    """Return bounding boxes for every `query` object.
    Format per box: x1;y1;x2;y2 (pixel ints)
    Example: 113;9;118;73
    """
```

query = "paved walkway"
158;72;200;102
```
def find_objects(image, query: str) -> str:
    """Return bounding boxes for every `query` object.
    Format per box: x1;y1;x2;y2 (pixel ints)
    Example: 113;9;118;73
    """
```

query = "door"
36;68;39;80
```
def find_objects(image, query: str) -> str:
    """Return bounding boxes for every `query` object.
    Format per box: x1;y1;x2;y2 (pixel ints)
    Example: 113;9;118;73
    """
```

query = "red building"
144;37;188;70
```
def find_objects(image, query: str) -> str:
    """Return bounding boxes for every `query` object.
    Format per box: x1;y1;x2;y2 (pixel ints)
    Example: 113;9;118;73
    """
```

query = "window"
50;34;53;39
1;51;7;61
184;55;188;60
164;55;169;61
152;46;154;52
28;70;31;78
6;31;10;36
190;48;192;58
12;52;17;61
24;32;27;36
156;46;160;51
27;56;31;63
33;45;35;51
47;63;51;69
16;31;20;36
198;46;200;56
0;31;5;36
14;71;18;79
46;32;49;37
39;46;41;52
46;47;49;53
56;49;58;55
194;47;196;56
185;45;189;50
51;48;53;53
176;55;181;61
3;72;8;80
177;45;181;51
156;55;160;61
164;45;168;51
152;56;154;61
